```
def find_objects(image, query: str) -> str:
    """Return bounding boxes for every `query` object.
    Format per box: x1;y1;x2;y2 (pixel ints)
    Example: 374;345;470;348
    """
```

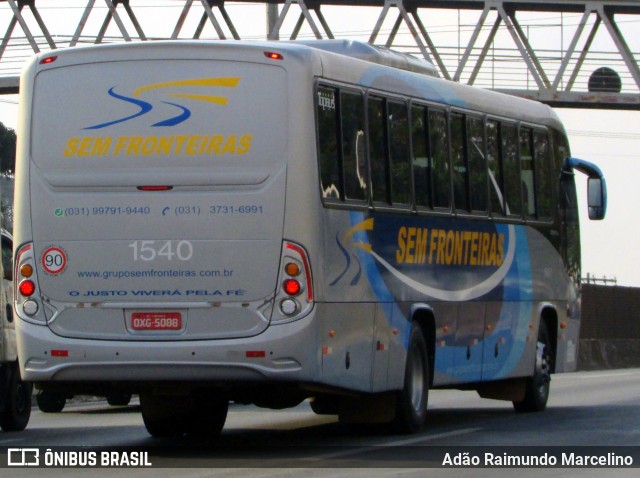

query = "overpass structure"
0;0;639;109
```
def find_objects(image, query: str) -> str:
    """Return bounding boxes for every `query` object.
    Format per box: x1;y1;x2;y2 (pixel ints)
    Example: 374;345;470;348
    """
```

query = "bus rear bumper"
16;313;319;384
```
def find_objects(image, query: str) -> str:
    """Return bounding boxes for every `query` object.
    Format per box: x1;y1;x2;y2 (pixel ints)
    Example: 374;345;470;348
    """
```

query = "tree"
0;122;16;175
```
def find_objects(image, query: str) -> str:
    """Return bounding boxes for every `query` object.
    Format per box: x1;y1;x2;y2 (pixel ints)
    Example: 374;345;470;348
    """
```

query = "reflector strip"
51;350;69;357
16;243;32;266
246;351;266;358
137;185;173;191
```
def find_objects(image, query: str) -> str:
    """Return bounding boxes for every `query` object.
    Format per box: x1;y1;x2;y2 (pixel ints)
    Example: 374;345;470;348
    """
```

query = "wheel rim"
409;345;425;412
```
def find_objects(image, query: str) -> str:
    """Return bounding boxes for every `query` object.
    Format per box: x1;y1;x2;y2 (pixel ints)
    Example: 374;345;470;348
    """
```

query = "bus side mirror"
587;177;606;220
565;157;607;221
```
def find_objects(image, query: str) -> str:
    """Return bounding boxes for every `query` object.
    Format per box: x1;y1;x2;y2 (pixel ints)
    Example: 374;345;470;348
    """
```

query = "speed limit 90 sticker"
42;247;67;274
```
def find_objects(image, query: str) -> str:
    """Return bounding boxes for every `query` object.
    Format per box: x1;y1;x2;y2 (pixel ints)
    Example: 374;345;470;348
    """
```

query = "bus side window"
388;100;411;205
317;86;342;200
533;130;552;219
520;127;536;218
428;109;451;209
467;116;487;213
451;112;468;212
412;104;431;209
486;120;505;216
369;96;390;205
340;91;367;202
502;123;521;217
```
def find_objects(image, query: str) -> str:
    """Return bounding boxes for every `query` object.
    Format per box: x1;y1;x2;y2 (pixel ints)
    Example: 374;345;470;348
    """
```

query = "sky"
0;2;638;286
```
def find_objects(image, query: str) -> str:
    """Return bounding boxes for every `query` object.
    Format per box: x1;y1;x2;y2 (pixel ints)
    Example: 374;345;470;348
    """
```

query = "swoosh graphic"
84;87;153;130
350;252;362;286
85;78;240;129
368;224;516;301
168;93;229;105
152;101;191;127
329;232;352;286
133;78;240;96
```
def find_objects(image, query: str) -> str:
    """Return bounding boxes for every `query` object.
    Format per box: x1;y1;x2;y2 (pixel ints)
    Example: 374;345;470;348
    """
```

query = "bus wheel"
0;363;32;431
184;393;228;438
140;394;184;438
36;390;66;413
513;321;552;413
141;393;228;438
393;325;429;433
106;393;132;407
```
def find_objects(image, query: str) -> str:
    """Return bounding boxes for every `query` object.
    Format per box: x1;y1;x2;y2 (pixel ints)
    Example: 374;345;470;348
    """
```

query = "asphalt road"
1;368;639;477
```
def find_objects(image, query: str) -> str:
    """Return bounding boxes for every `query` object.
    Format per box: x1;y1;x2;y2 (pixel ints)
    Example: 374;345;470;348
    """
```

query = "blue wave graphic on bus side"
152;102;192;127
330;232;362;286
84;87;155;130
338;211;535;381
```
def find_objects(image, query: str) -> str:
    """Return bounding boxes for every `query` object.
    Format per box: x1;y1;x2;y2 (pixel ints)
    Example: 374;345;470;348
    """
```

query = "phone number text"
62;207;151;216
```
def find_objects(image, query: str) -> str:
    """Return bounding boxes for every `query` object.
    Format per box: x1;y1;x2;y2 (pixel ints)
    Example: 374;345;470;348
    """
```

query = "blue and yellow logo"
333;215;515;302
63;77;253;158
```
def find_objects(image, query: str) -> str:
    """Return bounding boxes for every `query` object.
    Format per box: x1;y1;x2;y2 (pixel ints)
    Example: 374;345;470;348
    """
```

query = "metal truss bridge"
1;0;639;109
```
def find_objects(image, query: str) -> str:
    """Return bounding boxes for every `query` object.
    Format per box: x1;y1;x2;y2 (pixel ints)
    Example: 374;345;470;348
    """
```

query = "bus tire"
141;393;228;438
36;390;66;413
106;393;132;407
140;394;184;438
513;320;552;413
0;363;32;432
310;395;339;415
184;393;228;438
393;325;429;433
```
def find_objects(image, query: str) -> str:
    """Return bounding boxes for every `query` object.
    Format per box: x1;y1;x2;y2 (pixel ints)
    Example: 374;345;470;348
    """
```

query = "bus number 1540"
129;240;193;262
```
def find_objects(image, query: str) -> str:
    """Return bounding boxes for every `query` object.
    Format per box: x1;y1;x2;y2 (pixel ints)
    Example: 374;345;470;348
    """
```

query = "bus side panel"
322;209;575;388
319;302;375;392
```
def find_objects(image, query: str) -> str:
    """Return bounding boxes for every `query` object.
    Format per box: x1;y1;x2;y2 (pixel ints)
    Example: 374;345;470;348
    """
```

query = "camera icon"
8;448;40;467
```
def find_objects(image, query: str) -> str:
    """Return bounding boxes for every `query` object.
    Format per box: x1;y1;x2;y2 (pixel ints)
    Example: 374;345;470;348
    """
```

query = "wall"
578;284;640;370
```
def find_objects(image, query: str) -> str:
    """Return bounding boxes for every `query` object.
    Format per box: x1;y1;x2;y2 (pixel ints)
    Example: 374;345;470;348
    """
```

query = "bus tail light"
19;280;35;297
271;241;314;323
283;279;301;296
15;243;47;324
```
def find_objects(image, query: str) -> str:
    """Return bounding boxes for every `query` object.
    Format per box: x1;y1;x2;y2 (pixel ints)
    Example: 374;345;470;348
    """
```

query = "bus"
13;39;606;436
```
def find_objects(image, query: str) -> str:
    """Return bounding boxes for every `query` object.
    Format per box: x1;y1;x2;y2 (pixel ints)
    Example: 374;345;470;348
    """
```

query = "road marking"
301;427;481;462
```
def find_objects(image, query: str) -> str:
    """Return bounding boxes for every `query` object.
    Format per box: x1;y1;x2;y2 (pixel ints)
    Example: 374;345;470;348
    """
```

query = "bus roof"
293;39;439;77
27;39;560;131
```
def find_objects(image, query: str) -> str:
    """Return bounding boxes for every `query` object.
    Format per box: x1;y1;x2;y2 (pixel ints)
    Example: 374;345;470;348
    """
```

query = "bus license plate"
130;312;182;331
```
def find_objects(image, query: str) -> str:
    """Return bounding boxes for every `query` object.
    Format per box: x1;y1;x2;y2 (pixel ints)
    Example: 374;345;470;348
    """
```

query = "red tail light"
19;280;36;297
273;241;314;322
285;242;313;301
283;279;301;296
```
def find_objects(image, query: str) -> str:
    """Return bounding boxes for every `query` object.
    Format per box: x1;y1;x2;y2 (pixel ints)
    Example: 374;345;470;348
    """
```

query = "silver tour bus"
13;40;606;437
